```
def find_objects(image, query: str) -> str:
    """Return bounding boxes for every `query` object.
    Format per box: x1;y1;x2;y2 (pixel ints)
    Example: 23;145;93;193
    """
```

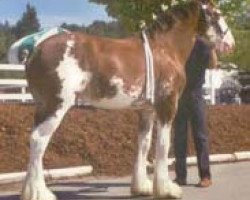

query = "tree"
235;2;250;29
61;23;85;32
0;32;8;62
215;0;250;27
90;0;250;70
220;30;250;71
216;1;250;70
89;0;250;32
89;0;173;32
14;3;40;39
61;21;128;38
0;21;16;63
85;20;128;38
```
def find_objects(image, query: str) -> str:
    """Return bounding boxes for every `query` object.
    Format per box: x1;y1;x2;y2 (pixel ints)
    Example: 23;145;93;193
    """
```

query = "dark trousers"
174;90;211;180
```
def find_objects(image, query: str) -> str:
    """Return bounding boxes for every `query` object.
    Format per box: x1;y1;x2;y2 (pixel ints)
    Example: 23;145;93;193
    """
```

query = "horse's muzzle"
216;42;235;54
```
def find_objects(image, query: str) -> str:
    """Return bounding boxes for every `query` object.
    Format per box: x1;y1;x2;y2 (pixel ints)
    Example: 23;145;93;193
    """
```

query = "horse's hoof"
153;180;183;199
131;178;153;196
21;182;57;200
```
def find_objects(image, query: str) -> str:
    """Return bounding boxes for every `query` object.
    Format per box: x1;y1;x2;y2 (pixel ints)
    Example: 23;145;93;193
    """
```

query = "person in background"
173;36;218;187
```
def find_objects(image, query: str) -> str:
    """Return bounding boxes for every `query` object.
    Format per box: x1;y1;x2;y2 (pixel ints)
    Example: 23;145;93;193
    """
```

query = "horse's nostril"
220;42;235;54
225;42;235;52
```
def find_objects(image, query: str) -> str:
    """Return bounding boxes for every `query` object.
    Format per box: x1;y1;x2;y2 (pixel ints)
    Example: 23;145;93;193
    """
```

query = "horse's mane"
148;0;202;37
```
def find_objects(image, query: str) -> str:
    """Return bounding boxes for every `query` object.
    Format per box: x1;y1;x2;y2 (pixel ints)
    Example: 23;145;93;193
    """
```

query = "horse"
8;0;235;199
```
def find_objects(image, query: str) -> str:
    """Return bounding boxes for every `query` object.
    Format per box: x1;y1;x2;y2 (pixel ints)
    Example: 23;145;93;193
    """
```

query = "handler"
173;36;218;187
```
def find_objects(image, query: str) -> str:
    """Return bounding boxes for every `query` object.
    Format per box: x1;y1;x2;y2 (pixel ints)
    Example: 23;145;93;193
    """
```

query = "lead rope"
142;30;155;104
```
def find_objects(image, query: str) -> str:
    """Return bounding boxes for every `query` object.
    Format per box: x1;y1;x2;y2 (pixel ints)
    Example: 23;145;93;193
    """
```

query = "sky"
0;0;113;28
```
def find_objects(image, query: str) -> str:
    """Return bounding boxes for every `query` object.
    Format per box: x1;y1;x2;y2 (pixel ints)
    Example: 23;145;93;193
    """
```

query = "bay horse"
9;0;235;199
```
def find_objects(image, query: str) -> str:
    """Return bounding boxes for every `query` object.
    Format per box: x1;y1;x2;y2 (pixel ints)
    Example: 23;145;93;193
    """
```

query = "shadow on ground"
0;182;151;200
54;182;140;200
0;195;19;200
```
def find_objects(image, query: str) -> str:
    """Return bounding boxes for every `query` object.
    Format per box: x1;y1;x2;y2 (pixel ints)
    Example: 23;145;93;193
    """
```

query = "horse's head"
147;0;234;54
198;0;235;54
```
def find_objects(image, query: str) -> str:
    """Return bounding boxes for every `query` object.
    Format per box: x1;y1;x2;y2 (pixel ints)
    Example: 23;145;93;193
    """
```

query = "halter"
200;3;229;41
216;25;229;41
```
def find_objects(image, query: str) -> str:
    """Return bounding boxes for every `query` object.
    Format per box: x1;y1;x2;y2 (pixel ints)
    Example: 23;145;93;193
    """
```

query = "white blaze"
218;16;235;48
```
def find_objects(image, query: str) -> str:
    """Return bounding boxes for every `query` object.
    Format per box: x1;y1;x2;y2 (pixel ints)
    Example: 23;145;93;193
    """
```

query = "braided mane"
148;0;206;36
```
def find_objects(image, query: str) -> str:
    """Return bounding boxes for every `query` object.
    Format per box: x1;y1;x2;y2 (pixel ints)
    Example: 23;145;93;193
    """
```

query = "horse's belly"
80;75;144;109
88;92;139;109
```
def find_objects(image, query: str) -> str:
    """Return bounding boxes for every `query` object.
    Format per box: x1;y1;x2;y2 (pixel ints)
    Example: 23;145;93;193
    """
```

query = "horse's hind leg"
131;110;154;196
21;101;72;200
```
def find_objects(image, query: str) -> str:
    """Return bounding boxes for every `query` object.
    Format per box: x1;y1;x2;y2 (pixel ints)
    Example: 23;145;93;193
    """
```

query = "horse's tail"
7;38;27;64
8;27;70;65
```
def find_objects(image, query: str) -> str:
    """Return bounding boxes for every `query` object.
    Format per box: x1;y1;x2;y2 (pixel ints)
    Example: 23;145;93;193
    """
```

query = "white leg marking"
131;113;154;196
153;121;182;199
21;103;72;200
22;36;89;200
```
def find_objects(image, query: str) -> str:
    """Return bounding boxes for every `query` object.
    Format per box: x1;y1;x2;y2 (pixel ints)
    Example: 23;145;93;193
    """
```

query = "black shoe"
174;178;187;186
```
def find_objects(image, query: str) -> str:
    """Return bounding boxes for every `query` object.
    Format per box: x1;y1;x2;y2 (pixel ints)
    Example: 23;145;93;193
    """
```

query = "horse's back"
29;31;145;73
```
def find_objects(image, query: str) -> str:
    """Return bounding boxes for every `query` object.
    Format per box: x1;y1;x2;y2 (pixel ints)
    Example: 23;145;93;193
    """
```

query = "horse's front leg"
131;110;154;196
153;95;182;199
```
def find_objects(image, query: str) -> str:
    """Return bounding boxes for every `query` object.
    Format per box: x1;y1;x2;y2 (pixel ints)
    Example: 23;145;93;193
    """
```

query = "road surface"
0;162;249;200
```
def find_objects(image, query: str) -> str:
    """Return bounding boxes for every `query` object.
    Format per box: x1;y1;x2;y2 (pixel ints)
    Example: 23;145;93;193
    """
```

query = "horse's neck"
151;25;197;68
169;25;197;65
150;4;200;68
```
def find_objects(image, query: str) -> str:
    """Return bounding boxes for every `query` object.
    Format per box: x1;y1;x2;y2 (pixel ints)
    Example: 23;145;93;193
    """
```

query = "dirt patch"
0;104;249;176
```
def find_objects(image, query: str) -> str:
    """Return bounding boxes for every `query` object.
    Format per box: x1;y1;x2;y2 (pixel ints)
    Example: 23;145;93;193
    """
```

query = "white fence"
203;69;222;105
0;64;236;105
0;64;32;103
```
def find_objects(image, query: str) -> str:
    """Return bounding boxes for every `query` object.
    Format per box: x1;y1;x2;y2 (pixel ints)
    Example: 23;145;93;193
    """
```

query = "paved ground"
0;162;250;200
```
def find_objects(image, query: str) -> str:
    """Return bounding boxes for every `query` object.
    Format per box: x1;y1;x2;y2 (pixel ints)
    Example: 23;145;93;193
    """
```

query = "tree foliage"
13;3;40;39
0;22;16;63
84;20;129;38
215;0;250;27
0;1;128;63
0;3;40;63
89;0;250;70
89;0;175;31
61;20;128;38
0;0;249;71
220;30;250;71
89;0;250;31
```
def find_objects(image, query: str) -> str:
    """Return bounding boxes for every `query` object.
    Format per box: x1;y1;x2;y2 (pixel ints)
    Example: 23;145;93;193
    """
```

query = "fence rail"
0;64;25;71
0;64;237;105
0;79;27;85
0;64;32;103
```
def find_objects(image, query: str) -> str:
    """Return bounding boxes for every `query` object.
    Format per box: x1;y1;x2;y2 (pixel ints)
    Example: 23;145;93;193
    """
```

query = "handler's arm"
208;49;218;69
